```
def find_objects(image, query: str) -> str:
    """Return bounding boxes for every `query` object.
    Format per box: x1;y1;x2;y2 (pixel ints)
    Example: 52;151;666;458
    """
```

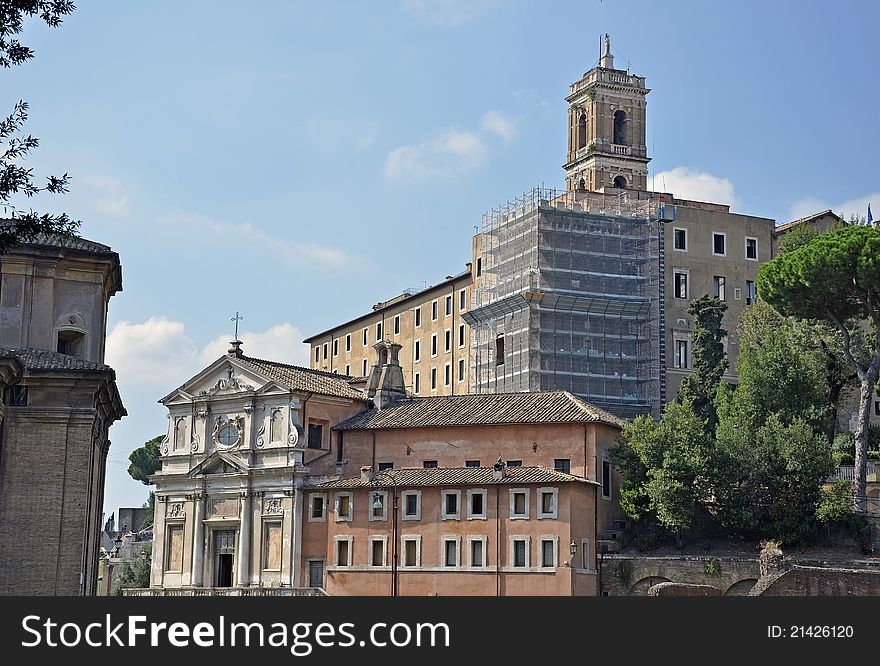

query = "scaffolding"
464;187;663;418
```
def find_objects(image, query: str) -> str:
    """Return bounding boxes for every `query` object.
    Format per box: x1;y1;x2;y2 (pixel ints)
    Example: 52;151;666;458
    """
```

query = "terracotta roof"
773;209;842;234
0;220;116;255
236;355;367;401
333;390;624;431
310;465;599;489
0;348;114;373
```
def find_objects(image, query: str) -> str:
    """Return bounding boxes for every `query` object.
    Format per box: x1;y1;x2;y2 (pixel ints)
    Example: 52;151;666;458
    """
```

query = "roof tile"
310;465;598;489
237;355;367;401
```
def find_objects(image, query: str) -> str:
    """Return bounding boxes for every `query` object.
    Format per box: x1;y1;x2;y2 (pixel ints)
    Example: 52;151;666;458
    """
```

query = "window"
431;334;438;357
468;537;486;567
714;276;726;301
458;358;465;382
377;462;393;471
345;334;351;352
673;228;687;251
333;339;338;357
507;460;522;467
734;287;742;301
402;537;421;567
314;347;319;362
431;368;437;390
376;322;382;340
554;459;570;474
393;315;400;336
495;335;505;366
540;538;557;568
467;489;487;519
511;537;529;568
476;257;482;277
445;295;452;316
459;289;466;311
414;307;421;328
414;339;421;362
444;363;451;387
334;537;352;567
613;109;627;145
370;537;387;567
369;491;388;521
307;423;324;449
441;490;460;519
458;324;465;348
510;489;529;519
414;372;420;394
674;271;688;299
165;524;184;572
602;460;612;499
362;358;368;376
363;327;368;346
334;493;353;521
581;539;591;571
537;488;558;519
423;460;438;469
444;329;451;353
712;232;726;256
746;280;757;305
745;237;758;261
309;494;327;522
675;339;689;369
344;364;350;375
465;460;480;468
322;343;328;360
876;401;880;416
8;385;27;406
431;300;438;321
442;538;460;567
263;522;282;571
402;491;421;520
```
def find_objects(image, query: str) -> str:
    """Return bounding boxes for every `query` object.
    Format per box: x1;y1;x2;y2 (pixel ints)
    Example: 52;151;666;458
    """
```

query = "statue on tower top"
600;33;614;68
604;33;610;56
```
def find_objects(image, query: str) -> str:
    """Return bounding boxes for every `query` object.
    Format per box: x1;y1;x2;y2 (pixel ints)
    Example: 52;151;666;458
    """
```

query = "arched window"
613;175;627;189
57;329;85;357
577;178;586;191
613;110;627;145
577;112;587;149
173;417;188;451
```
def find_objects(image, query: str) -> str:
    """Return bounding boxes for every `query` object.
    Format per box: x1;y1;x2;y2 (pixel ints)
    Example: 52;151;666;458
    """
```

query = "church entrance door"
213;530;235;587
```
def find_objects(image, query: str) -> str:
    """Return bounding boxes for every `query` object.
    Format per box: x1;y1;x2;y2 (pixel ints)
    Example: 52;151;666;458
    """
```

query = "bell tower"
563;34;650;192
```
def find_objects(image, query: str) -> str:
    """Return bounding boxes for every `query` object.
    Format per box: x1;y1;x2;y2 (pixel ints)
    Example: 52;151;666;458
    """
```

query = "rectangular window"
458;324;465;348
414;307;421;328
403;538;420;567
459;289;466;311
443;538;459;567
322;343;328;360
335;493;352;521
581;539;590;571
444;329;451;353
458;358;465;382
734;287;742;301
431;334;438;357
673;227;687;251
444;363;451;387
507;460;522;467
314;347;319;362
602;460;612;499
414;372;420;394
554;459;571;474
465;460;480;468
674;271;688;299
512;538;528;567
510;489;529;519
469;538;485;567
308;423;324;449
263;522;282;570
165;524;184;572
713;232;726;256
335;538;351;567
309;494;326;521
362;358;368;376
495;335;505;366
345;334;351;352
875;401;880;416
467;489;487;519
369;491;388;521
540;538;556;568
431;368;437;390
675;339;689;369
414;339;421;362
376;322;382;340
377;462;393;471
402;491;421;520
370;538;386;567
537;489;557;519
393;315;400;335
745;237;758;261
476;257;482;277
442;490;460;519
445;295;452;316
363;327;368;346
746;280;757;305
333;339;338;357
423;460;438;469
344;364;350;376
714;276;726;301
432;300;438;321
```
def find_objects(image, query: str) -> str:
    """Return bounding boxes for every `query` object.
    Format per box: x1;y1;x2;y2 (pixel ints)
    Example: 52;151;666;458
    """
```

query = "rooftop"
333;390;625;431
236;354;367;401
0;348;115;373
311;465;599;489
0;220;116;256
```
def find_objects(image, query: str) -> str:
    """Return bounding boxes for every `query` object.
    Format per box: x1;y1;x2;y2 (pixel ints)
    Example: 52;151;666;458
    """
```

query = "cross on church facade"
231;311;243;341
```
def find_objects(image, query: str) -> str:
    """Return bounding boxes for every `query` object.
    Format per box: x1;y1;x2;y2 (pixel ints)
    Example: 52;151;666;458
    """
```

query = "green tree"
677;296;728;431
1;1;79;252
127;435;163;485
758;225;880;512
112;543;151;596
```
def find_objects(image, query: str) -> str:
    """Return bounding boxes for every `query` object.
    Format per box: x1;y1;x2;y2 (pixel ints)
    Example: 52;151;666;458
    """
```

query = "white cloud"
83;173;129;216
106;317;311;393
385;128;488;182
786;192;879;224
401;0;501;26
652;167;739;208
480;111;519;143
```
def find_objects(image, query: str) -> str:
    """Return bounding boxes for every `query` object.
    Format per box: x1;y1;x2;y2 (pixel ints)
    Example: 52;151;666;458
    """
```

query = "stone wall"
599;554;760;596
751;565;880;596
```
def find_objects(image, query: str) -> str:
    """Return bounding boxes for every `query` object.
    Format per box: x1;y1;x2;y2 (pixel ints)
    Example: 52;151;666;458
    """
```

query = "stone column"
252;492;264;587
237;491;251;587
191;492;205;587
153;496;167;587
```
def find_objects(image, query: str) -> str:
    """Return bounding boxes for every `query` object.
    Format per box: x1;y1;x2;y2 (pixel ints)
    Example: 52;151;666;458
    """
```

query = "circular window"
217;423;240;448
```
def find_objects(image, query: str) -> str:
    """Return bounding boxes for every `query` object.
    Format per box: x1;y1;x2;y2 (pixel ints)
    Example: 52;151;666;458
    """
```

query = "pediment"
160;356;270;405
188;450;248;477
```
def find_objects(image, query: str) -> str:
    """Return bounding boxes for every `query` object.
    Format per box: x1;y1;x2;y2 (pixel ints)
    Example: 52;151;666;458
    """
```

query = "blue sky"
6;0;879;518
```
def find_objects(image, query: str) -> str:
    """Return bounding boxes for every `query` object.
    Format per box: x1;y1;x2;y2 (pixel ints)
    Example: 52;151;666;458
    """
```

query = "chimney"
364;341;407;408
492;458;506;481
360;465;373;483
